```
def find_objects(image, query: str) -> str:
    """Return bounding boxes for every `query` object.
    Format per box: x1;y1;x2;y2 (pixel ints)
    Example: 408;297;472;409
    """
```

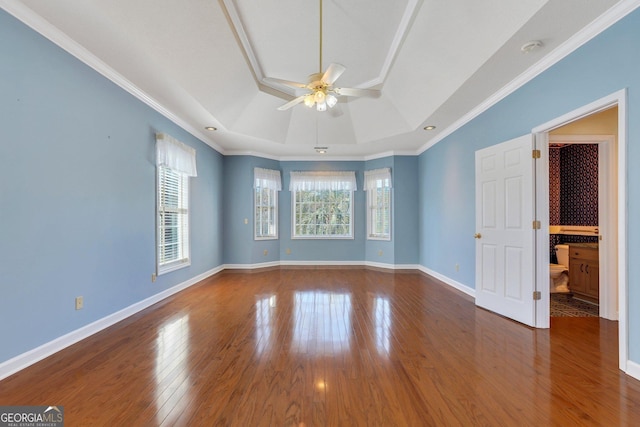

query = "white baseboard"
225;260;421;270
364;261;421;270
223;261;281;269
625;359;640;382
417;266;476;298
0;266;222;382
280;260;366;267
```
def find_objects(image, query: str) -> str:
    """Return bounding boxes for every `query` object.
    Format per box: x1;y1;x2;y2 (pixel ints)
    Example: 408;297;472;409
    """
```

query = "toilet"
550;244;570;293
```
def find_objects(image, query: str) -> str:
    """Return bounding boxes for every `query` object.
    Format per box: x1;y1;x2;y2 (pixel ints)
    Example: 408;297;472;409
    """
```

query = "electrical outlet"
455;263;460;272
151;273;157;282
286;248;291;255
75;296;84;310
378;250;383;256
244;218;249;224
263;249;268;256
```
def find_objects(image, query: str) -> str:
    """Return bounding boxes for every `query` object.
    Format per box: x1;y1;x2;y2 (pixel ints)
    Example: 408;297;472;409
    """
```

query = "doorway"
532;89;628;372
547;132;616;319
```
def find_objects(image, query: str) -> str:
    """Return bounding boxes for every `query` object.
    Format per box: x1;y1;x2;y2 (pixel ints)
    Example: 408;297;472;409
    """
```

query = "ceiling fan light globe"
316;101;327;112
304;95;315;108
326;94;338;108
314;90;326;104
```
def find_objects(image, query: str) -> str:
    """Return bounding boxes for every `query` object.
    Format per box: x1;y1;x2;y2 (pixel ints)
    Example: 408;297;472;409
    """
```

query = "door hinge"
533;220;541;230
532;149;541;159
533;291;541;300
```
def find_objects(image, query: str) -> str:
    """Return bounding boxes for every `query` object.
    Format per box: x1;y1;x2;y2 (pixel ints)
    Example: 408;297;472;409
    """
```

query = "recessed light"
424;125;436;130
204;126;217;131
521;40;543;54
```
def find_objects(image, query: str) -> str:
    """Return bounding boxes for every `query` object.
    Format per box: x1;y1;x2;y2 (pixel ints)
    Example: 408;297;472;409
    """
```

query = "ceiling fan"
264;0;380;112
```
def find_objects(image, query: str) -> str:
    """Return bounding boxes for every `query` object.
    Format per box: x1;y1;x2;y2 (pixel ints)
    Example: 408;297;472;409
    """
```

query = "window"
157;166;190;272
365;168;392;240
290;171;356;239
156;133;197;275
254;168;281;239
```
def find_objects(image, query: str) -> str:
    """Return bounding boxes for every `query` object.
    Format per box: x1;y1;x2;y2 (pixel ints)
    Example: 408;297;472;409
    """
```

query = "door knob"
474;233;482;239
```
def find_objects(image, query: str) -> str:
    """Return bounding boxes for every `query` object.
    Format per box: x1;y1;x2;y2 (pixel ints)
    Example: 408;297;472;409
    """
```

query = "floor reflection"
374;297;391;355
255;295;276;354
155;314;191;425
292;291;352;354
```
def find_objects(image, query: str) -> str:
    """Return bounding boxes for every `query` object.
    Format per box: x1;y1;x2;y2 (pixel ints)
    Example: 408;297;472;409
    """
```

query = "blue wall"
0;10;224;363
392;156;419;265
418;8;640;360
222;156;281;265
222;157;419;265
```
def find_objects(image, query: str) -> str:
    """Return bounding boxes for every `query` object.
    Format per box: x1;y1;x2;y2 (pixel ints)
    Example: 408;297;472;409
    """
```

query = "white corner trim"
417;0;640;155
625;360;640;382
0;0;225;155
223;261;281;270
0;266;222;382
364;261;421;270
417;266;476;298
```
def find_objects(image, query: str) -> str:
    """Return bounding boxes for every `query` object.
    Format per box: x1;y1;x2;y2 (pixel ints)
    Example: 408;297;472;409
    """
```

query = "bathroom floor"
550;293;599;317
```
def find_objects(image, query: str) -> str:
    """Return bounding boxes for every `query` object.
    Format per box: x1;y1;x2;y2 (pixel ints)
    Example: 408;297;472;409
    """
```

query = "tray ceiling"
4;0;624;158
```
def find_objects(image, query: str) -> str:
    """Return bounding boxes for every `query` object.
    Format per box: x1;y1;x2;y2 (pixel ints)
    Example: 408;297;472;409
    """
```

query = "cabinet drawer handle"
580;264;584;273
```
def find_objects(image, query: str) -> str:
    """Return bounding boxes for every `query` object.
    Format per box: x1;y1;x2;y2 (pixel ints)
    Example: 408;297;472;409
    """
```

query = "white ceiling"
5;0;626;159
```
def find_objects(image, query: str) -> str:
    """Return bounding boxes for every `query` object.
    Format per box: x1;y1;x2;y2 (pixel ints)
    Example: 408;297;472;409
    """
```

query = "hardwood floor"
1;268;639;426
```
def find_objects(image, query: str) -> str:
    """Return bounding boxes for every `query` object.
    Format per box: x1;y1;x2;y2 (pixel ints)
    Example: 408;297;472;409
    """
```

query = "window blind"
157;165;190;273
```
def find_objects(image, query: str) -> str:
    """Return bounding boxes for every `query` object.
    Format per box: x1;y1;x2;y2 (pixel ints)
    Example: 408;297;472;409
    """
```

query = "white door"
475;135;536;326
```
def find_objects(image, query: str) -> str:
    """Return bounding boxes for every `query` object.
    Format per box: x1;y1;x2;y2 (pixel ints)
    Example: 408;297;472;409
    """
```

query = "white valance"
155;133;197;177
289;171;357;191
364;168;392;191
254;167;282;191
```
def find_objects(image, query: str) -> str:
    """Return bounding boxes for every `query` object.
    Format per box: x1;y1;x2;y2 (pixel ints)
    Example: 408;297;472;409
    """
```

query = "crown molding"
1;0;226;155
417;0;640;155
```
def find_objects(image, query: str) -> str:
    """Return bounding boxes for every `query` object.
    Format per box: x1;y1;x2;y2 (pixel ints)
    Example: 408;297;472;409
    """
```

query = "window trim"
156;165;191;276
254;186;279;240
155;133;196;276
366;186;392;241
365;168;392;241
290;171;356;240
254;168;281;240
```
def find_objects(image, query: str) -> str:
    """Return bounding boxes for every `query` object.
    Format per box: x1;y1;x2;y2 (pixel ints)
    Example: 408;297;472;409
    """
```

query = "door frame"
546;134;616;321
531;89;628;373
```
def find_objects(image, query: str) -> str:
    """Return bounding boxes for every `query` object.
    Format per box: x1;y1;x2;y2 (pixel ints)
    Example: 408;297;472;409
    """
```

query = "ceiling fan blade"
322;63;346;85
277;95;308;111
264;77;308;89
334;87;381;98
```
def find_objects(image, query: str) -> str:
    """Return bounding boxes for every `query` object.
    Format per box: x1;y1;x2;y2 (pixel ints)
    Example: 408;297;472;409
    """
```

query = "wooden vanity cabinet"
568;245;599;303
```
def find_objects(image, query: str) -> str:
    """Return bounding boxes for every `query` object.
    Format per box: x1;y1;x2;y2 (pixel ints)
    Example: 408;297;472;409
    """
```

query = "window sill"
368;236;391;241
157;259;191;276
292;236;354;240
